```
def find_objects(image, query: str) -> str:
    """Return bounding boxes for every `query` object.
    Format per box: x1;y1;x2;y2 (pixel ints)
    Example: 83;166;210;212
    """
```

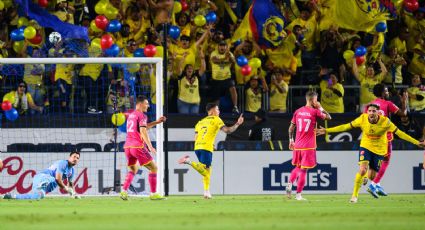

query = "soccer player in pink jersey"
286;91;332;200
365;83;407;197
120;95;166;200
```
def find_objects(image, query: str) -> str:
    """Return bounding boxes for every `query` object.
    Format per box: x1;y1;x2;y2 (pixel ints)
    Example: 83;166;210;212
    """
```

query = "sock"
190;162;208;176
296;169;307;193
203;168;211;191
15;192;43;200
148;172;157;194
352;173;363;198
122;171;135;191
373;160;389;184
289;167;300;183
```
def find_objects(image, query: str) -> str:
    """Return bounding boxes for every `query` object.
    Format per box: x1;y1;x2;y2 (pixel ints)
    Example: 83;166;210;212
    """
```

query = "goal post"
0;57;165;197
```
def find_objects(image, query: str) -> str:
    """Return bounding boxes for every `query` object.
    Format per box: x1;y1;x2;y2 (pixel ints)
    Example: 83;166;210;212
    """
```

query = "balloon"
100;34;113;50
173;1;182;13
181;0;189;11
144;44;157;57
236;55;248;67
134;48;145;57
2;0;11;8
95;15;109;31
91;38;101;49
375;22;387;32
118;121;127;133
233;39;242;47
356;55;365;65
23;26;36;39
28;33;42;45
168;25;181;40
205;12;217;24
105;7;119;20
105;44;120;57
343;50;354;61
111;112;126;126
241;65;252;76
10;29;24;41
13;41;25;53
194;15;206;27
0;1;4;10
404;0;419;12
90;20;102;33
17;17;28;28
5;108;18;121
1;100;12;111
38;0;48;7
248;58;262;69
95;1;108;15
106;19;122;33
355;46;367;57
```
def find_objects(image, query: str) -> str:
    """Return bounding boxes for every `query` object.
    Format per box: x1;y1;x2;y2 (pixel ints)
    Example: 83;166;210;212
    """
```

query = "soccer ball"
49;32;62;44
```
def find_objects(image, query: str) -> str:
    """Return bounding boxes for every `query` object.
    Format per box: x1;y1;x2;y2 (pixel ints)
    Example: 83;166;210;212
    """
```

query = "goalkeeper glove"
64;187;75;196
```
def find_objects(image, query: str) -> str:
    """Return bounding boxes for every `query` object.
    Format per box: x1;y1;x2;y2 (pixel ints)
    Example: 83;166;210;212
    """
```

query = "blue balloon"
105;44;120;57
375;22;387;32
118;121;127;133
134;48;145;57
5;108;18;121
205;12;217;24
106;20;122;33
233;39;242;47
168;25;181;40
355;46;367;57
10;29;24;41
236;55;248;67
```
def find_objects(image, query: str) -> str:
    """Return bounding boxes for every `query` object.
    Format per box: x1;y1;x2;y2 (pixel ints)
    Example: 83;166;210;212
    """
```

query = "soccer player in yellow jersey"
317;104;425;203
178;103;244;199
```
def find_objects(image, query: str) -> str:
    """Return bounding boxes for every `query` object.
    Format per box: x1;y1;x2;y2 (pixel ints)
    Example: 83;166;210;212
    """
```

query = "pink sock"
296;169;307;193
122;171;135;191
148;173;157;193
373;160;390;184
289;167;300;183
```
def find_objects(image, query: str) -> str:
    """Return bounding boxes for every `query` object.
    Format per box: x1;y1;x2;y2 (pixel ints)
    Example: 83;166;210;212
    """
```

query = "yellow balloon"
90;20;102;33
105;6;119;20
94;1;107;15
3;0;11;8
155;45;164;58
0;1;4;11
23;26;36;39
111;113;126;126
91;38;101;49
194;15;206;27
13;41;25;53
343;50;354;62
17;17;28;28
173;1;182;14
249;58;262;69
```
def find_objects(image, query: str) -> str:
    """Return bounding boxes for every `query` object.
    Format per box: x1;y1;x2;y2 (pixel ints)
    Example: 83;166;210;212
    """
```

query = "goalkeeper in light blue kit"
2;151;80;200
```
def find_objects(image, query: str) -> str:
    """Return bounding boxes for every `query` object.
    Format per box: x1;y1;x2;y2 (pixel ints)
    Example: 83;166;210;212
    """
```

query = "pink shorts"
124;147;152;166
292;149;317;169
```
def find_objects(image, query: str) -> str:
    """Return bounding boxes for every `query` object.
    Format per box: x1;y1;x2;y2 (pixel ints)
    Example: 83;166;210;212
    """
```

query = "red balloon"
2;100;12;111
100;34;113;50
38;0;48;7
404;0;419;12
29;33;42;44
144;44;157;57
241;65;252;76
181;1;189;11
356;55;365;65
95;15;109;31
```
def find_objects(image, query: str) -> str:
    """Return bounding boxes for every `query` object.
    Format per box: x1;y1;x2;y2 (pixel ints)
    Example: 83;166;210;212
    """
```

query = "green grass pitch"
1;194;424;230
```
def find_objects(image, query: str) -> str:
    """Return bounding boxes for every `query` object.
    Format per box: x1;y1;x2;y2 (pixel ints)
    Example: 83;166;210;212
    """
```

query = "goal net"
0;57;165;197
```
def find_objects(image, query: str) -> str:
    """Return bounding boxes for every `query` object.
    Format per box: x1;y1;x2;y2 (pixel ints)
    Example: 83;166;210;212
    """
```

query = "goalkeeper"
2;151;80;200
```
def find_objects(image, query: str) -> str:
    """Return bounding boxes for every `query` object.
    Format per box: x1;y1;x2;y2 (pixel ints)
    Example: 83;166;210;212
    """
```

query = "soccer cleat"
178;155;190;165
120;191;129;201
150;193;166;200
375;184;388;196
285;183;292;199
2;193;13;199
203;191;212;199
295;193;307;201
367;184;379;199
349;197;358;203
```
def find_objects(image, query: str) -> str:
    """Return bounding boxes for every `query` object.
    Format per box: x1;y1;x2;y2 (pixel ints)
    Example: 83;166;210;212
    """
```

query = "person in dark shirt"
248;109;275;141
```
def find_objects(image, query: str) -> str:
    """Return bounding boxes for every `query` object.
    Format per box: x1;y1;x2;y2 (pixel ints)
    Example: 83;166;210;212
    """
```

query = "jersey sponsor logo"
263;160;337;191
413;164;425;190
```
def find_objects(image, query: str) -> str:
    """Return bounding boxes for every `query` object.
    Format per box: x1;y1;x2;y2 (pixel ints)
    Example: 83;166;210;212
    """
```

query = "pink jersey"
364;98;399;141
291;106;326;150
124;110;148;148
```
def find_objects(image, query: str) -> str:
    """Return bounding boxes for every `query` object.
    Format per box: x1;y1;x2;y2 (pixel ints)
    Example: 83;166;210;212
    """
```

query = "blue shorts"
195;150;213;168
32;173;58;194
358;147;384;172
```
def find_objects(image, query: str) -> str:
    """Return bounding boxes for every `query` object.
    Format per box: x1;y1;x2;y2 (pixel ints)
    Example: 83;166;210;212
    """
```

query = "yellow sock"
203;168;211;191
352;173;363;198
190;162;208;176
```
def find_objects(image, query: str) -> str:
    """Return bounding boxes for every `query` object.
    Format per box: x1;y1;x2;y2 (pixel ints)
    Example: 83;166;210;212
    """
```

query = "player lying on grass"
316;103;425;203
2;151;81;200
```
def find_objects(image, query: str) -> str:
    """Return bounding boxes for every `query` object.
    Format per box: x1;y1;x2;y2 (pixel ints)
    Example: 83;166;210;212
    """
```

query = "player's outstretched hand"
418;140;425;148
236;114;244;125
158;116;167;123
316;126;326;136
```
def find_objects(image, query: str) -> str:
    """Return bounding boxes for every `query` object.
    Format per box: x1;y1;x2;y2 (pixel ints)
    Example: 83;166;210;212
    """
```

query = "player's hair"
367;103;380;110
373;83;386;98
136;95;148;104
70;151;80;157
305;90;318;99
206;103;218;112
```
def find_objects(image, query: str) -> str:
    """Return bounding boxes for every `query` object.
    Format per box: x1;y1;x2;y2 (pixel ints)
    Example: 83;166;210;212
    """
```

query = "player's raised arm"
147;116;166;129
314;101;332;120
221;114;244;134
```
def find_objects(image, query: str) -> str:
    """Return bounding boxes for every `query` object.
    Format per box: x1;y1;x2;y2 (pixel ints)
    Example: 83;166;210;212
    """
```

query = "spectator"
233;39;262;85
394;114;423;140
245;76;263;113
319;68;344;113
248;109;275;141
54;49;75;113
269;68;288;113
22;47;47;111
53;0;75;24
407;74;425;112
320;25;345;80
382;46;407;85
388;26;409;60
408;39;425;78
3;82;43;115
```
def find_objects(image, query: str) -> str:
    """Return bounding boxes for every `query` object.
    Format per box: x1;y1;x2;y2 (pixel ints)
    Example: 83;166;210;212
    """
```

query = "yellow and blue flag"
232;0;286;48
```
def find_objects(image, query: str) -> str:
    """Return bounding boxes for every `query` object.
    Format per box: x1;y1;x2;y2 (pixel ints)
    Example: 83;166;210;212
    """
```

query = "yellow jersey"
178;77;200;104
210;50;233;81
245;88;262;113
194;116;225;152
55;64;74;84
359;73;384;105
269;80;288;112
79;64;104;81
319;81;344;113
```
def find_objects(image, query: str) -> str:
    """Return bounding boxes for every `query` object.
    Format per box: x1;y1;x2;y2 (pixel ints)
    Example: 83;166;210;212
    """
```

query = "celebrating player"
317;103;425;203
2;151;80;200
286;91;332;201
178;103;244;199
365;83;407;197
120;95;166;201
